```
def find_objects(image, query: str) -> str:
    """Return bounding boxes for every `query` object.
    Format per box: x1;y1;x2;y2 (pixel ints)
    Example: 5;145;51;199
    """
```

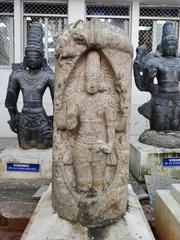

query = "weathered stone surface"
0;179;50;202
32;185;49;199
52;19;133;227
0;179;49;234
129;173;148;200
145;173;180;209
21;185;155;240
139;130;180;148
0;201;36;219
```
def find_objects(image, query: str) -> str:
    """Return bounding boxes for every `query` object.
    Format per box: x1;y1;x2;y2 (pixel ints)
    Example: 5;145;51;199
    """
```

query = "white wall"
68;0;85;24
130;81;151;136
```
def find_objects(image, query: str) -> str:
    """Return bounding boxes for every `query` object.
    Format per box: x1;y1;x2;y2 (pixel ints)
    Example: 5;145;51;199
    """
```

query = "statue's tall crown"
161;22;176;42
25;22;44;56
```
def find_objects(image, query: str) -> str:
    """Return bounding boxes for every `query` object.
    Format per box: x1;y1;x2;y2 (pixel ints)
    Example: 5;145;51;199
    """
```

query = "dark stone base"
139;130;180;148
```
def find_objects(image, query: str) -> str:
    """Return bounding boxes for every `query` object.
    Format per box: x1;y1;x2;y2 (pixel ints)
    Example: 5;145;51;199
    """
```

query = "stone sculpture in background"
134;22;180;148
52;19;133;227
5;22;54;149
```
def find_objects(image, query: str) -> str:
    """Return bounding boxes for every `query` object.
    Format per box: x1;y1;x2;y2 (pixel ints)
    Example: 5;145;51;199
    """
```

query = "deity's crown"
25;21;44;56
161;22;176;42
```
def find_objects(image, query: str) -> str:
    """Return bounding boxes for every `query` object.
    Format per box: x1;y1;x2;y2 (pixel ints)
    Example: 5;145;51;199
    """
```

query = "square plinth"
20;184;155;240
171;183;180;204
130;136;180;182
0;146;52;179
155;185;180;240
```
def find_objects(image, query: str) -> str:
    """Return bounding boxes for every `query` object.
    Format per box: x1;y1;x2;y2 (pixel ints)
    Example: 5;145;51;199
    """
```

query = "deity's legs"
18;112;53;149
151;93;180;131
73;144;107;195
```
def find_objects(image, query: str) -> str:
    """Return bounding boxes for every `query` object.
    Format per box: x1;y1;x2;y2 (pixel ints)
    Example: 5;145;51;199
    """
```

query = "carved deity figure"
5;22;54;149
134;22;180;147
52;19;133;227
66;51;117;196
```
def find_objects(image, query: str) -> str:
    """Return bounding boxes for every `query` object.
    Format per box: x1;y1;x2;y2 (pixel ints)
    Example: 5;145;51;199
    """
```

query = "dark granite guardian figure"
5;22;54;149
134;22;180;148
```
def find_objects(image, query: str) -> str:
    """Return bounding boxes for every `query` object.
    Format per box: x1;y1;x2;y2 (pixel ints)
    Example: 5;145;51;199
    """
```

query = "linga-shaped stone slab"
52;19;133;227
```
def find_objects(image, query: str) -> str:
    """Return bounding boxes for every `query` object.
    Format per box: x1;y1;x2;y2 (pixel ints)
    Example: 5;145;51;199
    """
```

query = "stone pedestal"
130;136;180;182
0;146;52;179
20;184;155;240
155;184;180;240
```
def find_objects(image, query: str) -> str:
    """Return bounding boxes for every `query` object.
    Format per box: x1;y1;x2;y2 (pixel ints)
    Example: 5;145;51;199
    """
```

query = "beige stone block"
171;183;180;204
155;189;180;240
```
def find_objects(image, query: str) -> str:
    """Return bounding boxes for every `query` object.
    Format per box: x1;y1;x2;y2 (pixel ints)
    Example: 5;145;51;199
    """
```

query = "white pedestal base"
0;146;52;179
130;137;180;182
155;184;180;240
21;185;155;240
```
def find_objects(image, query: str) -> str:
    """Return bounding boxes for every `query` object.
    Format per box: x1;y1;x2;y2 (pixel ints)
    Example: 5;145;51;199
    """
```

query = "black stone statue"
5;22;54;149
134;22;180;148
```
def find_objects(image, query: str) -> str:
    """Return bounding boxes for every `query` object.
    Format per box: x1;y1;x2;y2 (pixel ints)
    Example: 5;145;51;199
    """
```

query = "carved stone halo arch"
52;19;133;227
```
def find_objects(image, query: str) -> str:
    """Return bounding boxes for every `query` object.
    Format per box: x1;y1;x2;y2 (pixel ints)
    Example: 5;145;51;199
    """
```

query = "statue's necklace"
22;70;42;82
160;57;179;67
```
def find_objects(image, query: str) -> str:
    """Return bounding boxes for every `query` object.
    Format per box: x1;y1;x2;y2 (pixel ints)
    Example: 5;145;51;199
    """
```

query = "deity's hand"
8;113;20;133
136;45;148;57
66;116;78;130
96;140;113;154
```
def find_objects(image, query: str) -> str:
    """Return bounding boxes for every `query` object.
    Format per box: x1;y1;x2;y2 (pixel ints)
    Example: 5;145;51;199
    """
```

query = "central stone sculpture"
52;19;133;227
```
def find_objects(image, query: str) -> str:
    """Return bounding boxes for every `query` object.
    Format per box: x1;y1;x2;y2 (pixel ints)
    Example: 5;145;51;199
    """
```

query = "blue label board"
163;157;180;167
7;163;40;172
